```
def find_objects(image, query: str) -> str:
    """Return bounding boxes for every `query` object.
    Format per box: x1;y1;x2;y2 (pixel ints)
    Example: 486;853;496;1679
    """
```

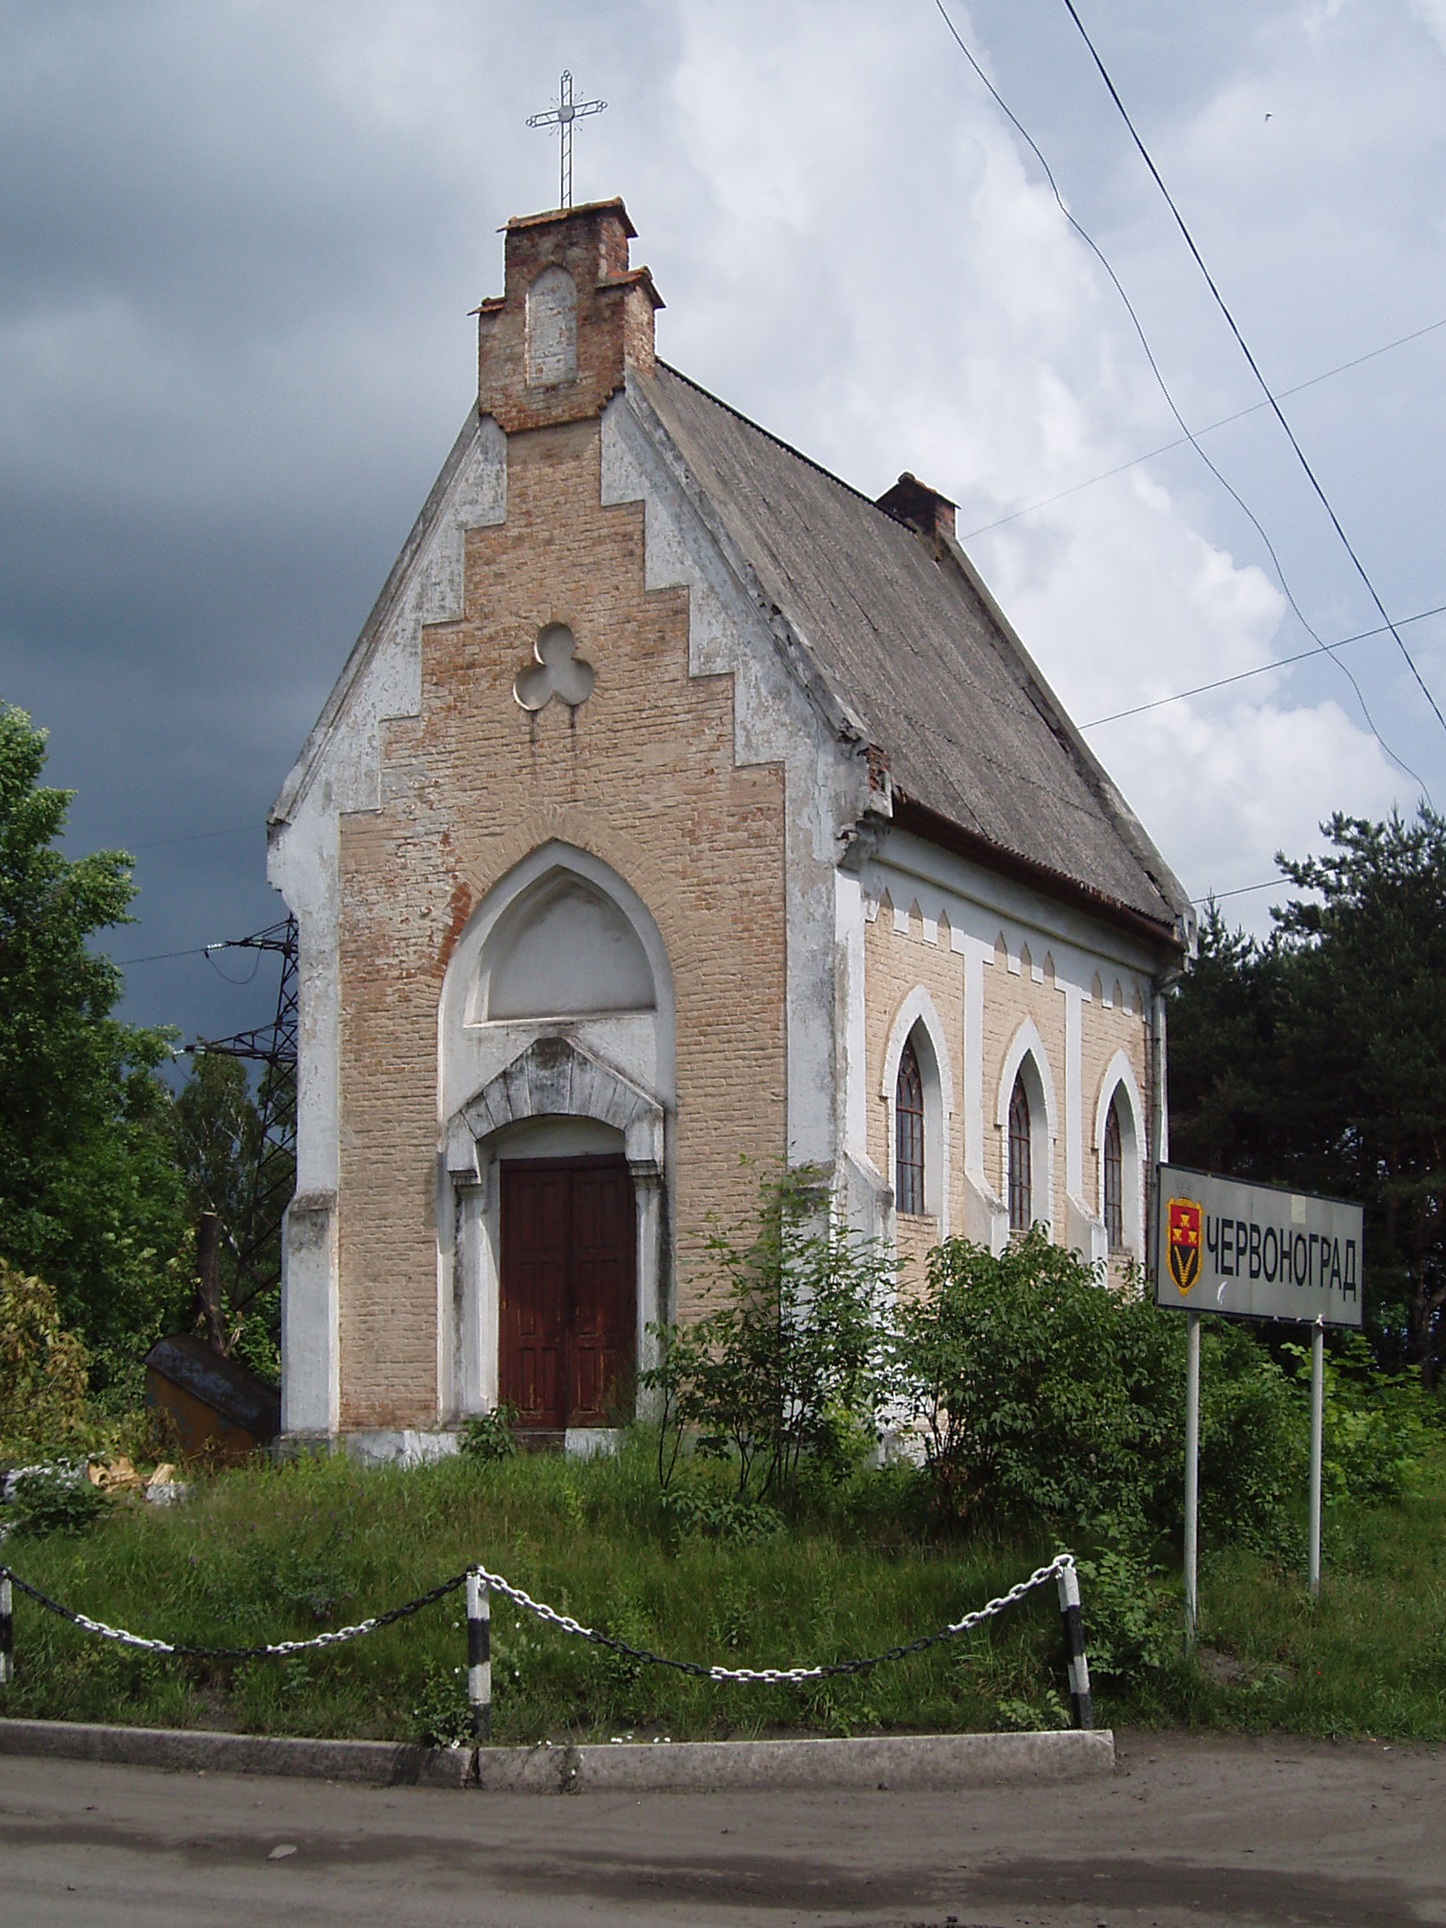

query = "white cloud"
1407;0;1446;52
646;0;1408;919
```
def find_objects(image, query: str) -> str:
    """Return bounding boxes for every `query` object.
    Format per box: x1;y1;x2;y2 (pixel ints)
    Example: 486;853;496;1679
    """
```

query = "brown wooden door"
499;1158;635;1431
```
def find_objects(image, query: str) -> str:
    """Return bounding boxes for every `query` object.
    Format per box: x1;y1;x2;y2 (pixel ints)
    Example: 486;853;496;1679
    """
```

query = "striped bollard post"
1056;1561;1093;1731
0;1571;12;1687
466;1570;491;1744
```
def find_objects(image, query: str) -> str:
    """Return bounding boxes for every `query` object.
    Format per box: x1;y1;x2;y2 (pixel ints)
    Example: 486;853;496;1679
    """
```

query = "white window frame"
1094;1050;1146;1259
997;1019;1058;1237
881;986;954;1231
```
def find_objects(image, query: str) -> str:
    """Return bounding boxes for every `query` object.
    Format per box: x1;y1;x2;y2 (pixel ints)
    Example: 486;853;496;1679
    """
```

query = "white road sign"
1153;1163;1363;1327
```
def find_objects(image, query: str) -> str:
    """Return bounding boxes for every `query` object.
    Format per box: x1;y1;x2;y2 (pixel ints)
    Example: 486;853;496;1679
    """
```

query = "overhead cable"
931;0;1429;799
1080;599;1446;730
963;313;1446;541
1058;0;1446;746
1191;878;1287;906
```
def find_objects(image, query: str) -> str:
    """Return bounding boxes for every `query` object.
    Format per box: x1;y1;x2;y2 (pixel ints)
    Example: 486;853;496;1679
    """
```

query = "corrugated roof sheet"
638;360;1187;933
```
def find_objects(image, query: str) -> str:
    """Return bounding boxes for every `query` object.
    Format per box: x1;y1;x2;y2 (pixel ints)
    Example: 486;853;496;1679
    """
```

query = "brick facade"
333;421;787;1428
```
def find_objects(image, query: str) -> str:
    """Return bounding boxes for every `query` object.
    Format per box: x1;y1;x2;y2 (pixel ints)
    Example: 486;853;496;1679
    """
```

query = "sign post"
1183;1308;1200;1650
1153;1165;1362;1643
1309;1319;1325;1597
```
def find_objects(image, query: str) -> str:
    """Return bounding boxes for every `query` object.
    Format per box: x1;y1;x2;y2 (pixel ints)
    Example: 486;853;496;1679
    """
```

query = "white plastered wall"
267;414;507;1437
860;824;1162;1271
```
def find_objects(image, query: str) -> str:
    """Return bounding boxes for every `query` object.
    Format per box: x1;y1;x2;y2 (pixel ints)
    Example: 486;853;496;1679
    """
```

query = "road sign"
1153;1163;1363;1328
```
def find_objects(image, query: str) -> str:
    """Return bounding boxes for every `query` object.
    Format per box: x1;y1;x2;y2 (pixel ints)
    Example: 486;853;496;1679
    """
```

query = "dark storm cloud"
0;0;1442;1061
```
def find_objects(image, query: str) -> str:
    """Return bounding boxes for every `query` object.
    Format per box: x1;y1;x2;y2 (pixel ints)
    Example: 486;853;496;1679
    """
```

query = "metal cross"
526;70;607;210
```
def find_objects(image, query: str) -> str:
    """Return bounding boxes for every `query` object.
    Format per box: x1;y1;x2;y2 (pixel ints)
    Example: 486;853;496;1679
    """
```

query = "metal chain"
0;1553;1071;1681
0;1565;468;1661
468;1554;1074;1684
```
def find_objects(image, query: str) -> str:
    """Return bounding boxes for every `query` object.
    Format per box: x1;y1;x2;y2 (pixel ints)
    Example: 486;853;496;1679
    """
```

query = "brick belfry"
267;195;1193;1456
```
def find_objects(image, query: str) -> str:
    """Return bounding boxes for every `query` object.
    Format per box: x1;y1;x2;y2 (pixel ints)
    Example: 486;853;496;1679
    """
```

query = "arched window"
1008;1073;1032;1233
895;1038;925;1216
1103;1099;1124;1251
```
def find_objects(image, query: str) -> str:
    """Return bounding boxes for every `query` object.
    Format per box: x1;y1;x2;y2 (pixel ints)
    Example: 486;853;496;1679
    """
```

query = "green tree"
0;702;189;1383
1170;808;1446;1385
166;1049;283;1378
1166;901;1290;1181
169;1050;259;1237
1274;812;1446;1383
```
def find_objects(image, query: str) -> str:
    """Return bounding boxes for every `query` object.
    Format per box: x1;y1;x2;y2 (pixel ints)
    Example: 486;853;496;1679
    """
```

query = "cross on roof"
526;70;607;211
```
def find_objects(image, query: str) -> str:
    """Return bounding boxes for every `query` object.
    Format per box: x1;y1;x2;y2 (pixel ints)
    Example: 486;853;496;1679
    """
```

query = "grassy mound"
1;1432;1442;1745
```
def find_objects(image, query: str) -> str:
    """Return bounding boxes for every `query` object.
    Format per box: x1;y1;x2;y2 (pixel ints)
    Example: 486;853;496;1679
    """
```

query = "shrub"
1198;1319;1303;1551
0;1258;91;1457
1073;1540;1176;1682
5;1467;109;1538
888;1230;1181;1536
1280;1331;1435;1506
889;1231;1321;1556
643;1166;891;1502
458;1405;518;1463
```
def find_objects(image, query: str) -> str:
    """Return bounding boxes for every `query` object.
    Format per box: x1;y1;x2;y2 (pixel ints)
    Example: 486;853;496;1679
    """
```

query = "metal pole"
1183;1309;1200;1654
1055;1562;1094;1730
0;1572;12;1686
1309;1319;1324;1599
466;1570;491;1743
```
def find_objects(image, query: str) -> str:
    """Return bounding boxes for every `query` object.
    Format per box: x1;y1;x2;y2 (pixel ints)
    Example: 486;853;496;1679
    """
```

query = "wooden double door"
499;1157;637;1433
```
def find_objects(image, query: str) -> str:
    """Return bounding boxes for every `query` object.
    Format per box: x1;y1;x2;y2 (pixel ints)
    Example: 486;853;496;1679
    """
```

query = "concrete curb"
0;1718;471;1786
567;1729;1115;1791
0;1717;1112;1791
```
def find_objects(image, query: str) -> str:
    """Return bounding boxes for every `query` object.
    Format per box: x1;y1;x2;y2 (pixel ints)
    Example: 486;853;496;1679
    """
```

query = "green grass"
1;1433;1442;1745
1125;1473;1446;1739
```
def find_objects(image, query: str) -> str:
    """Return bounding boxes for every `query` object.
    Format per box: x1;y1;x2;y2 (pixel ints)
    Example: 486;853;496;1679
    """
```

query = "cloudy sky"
3;0;1443;1049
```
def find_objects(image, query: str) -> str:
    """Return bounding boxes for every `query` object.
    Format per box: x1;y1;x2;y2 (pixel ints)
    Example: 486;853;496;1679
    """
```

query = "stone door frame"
443;1035;667;1442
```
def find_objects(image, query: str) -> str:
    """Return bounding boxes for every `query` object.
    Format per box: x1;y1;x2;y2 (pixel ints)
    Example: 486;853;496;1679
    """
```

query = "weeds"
1;1429;1440;1743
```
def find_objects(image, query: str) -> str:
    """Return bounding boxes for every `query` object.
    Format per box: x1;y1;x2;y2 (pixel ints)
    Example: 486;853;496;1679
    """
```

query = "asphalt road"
0;1730;1440;1927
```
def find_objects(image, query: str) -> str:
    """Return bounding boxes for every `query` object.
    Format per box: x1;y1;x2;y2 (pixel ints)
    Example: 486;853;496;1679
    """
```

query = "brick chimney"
875;471;957;544
476;197;664;435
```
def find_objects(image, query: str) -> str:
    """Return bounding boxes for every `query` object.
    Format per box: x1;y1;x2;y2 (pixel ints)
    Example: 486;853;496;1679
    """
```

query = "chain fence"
0;1550;1093;1731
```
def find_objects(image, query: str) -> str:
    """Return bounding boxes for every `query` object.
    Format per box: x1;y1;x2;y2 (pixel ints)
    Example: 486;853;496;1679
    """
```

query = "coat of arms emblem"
1166;1197;1202;1293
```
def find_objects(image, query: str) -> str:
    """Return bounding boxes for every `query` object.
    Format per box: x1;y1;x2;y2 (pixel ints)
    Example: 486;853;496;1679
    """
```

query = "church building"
268;196;1194;1454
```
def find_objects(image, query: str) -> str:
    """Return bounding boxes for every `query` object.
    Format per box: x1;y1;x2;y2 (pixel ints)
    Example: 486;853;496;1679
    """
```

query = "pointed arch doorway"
499;1153;636;1437
439;843;676;1444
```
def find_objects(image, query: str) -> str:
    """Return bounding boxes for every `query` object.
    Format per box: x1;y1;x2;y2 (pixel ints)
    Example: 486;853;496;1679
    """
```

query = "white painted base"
343;1429;461;1468
564;1428;622;1460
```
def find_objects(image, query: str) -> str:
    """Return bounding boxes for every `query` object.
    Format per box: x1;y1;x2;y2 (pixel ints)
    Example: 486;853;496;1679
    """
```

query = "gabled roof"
636;360;1189;939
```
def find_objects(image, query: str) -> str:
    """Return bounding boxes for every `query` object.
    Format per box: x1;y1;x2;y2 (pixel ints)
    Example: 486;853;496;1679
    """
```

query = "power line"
931;0;1429;800
108;934;265;968
1191;879;1283;905
1058;0;1446;746
129;824;256;852
963;313;1446;541
1080;599;1446;730
108;944;214;966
